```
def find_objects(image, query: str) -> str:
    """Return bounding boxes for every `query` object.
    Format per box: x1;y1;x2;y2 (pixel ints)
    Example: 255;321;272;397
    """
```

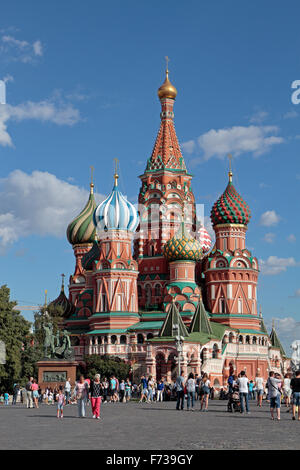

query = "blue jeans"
176;390;184;410
187;391;195;409
239;392;249;413
293;392;300;406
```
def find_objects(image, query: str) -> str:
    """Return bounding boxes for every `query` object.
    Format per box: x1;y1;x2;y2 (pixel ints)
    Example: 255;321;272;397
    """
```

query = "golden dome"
158;69;177;100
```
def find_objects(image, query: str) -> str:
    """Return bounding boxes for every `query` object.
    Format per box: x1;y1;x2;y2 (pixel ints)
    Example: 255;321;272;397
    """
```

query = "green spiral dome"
66;185;97;245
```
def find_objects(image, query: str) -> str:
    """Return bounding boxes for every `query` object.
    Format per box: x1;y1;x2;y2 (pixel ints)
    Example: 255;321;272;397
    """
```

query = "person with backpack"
267;371;282;421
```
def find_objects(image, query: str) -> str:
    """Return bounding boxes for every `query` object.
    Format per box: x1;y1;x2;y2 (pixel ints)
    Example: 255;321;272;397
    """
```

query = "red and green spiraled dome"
67;185;97;245
211;180;251;226
163;223;202;262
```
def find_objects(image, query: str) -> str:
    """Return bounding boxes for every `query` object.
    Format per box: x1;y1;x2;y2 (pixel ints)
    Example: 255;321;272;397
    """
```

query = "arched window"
229;332;234;343
155;284;161;297
239;335;243;344
212;343;218;359
238;298;243;314
252;336;257;345
120;335;127;345
245;335;250;344
97;336;102;344
111;335;117;345
219;298;226;314
147;333;154;340
145;284;152;307
137;334;144;344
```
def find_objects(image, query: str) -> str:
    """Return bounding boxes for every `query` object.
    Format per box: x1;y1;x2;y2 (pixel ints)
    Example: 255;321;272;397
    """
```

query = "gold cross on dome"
61;273;65;286
90;165;94;185
165;56;170;72
228;153;233;171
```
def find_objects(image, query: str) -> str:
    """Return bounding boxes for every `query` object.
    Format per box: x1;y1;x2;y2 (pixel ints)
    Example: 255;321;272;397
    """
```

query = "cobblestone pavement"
0;399;298;450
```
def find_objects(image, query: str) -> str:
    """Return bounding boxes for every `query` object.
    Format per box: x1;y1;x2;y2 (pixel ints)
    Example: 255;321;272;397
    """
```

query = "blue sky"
0;1;299;352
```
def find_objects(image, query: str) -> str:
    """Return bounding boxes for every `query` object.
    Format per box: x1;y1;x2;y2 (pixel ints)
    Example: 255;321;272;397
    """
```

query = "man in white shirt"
237;371;250;414
255;373;264;407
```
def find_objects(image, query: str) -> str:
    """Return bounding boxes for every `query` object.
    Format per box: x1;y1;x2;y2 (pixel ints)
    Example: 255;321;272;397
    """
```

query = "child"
57;389;65;419
4;392;9;405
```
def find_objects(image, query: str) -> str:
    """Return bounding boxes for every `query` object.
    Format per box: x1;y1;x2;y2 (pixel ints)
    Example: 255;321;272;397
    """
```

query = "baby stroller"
227;386;241;412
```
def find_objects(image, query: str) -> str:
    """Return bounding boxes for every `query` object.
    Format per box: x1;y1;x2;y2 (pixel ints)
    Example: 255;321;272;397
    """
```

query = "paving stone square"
0;399;298;450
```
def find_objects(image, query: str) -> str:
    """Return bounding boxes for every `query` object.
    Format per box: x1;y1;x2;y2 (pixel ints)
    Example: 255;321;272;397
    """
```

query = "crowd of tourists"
1;369;300;421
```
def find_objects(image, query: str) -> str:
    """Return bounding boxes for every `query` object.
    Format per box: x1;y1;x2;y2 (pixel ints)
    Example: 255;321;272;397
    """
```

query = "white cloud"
0;170;105;253
259;256;298;275
263;232;275;243
259;210;281;227
1;34;43;63
0;98;81;146
287;234;296;243
181;140;196;154
249;110;269;124
33;40;43;56
196;125;283;160
283;110;298;119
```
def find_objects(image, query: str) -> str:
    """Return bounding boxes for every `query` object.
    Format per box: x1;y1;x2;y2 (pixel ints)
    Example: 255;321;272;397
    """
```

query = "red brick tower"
134;63;196;310
203;163;261;331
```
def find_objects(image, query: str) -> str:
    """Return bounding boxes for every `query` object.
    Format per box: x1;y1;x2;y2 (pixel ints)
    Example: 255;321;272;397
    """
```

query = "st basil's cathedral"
50;65;289;386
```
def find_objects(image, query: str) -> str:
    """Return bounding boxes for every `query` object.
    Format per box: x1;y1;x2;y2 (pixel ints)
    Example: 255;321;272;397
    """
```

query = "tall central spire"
145;60;186;173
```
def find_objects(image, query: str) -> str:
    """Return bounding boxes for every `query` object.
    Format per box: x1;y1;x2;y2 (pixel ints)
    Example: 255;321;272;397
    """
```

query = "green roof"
128;321;163;331
87;329;127;335
189;300;212;335
159;302;189;338
270;327;286;358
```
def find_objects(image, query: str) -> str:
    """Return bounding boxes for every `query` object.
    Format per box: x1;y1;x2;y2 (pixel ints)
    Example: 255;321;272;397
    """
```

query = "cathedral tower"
203;161;261;330
134;61;197;310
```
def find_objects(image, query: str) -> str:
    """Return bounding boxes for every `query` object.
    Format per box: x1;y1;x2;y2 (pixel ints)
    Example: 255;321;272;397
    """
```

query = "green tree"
84;354;130;380
0;285;32;392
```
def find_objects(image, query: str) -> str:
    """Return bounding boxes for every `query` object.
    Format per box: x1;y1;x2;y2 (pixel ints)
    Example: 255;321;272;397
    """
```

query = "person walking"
57;388;65;419
4;392;9;405
25;377;33;409
175;372;185;411
102;377;109;403
119;380;126;403
12;383;19;405
200;373;210;412
147;376;154;403
237;371;250;414
291;370;300;421
64;378;71;405
283;373;292;410
75;376;89;418
248;380;255;400
186;373;196;411
90;374;102;419
157;380;164;402
31;379;39;408
267;371;282;421
125;378;132;402
139;375;148;403
255;372;264;407
109;375;117;403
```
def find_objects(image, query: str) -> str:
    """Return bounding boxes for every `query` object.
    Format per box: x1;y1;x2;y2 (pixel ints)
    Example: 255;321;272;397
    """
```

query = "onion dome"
81;240;100;271
157;66;177;100
211;170;251;226
67;182;97;245
93;172;139;232
163;222;202;262
49;275;75;318
197;226;212;254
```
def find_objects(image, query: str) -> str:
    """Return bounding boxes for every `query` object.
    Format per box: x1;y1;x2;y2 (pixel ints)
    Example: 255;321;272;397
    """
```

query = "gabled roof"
158;301;189;338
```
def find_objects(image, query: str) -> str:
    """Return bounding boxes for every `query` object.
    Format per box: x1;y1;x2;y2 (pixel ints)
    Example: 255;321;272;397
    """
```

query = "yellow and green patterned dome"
67;183;97;245
163;222;202;262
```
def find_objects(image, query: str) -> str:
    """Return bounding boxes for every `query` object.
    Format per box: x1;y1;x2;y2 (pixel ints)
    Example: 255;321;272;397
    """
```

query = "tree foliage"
0;285;32;392
84;354;130;381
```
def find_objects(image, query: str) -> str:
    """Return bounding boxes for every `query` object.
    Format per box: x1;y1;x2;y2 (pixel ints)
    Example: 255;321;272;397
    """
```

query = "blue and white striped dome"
93;176;139;232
